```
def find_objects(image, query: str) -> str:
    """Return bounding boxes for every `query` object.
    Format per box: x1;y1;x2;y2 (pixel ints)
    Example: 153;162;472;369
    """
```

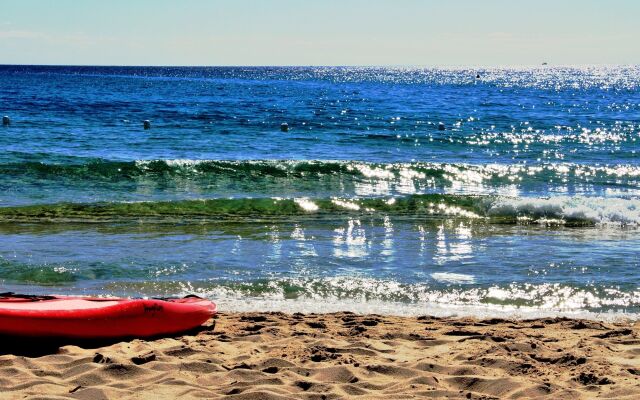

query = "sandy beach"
0;312;638;399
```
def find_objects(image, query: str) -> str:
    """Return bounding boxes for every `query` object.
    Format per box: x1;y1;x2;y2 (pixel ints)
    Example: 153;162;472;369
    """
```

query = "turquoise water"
0;65;639;318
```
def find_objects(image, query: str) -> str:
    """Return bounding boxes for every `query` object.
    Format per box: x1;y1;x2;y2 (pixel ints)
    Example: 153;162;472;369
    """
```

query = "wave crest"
0;194;638;226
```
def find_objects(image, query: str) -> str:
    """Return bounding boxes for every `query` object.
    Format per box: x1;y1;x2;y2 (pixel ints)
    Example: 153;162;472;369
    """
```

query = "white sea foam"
174;278;640;322
489;196;640;226
213;297;639;322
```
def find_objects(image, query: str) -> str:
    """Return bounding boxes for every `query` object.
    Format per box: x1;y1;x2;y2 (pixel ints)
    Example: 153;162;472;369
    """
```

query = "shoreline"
1;312;638;399
213;299;640;323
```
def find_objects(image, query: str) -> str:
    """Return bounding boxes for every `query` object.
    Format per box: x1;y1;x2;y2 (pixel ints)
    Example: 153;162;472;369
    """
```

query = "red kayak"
0;293;216;339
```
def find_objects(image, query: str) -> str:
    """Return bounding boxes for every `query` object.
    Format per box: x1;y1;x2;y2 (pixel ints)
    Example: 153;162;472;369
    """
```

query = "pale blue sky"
1;0;638;66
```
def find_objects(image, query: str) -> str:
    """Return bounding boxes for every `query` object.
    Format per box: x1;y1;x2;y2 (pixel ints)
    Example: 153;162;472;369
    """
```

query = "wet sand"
1;312;639;399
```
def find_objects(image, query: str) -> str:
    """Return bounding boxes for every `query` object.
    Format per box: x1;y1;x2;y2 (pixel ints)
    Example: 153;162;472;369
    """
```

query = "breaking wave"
2;158;640;198
0;194;638;226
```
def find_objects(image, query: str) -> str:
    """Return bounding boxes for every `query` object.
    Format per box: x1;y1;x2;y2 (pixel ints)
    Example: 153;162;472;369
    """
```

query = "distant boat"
542;62;548;65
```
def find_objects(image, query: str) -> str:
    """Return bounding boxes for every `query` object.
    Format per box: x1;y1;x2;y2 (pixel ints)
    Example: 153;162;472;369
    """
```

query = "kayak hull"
0;295;216;339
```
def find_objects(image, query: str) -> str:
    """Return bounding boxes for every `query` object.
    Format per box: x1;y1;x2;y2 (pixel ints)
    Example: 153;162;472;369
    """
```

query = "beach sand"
1;312;639;399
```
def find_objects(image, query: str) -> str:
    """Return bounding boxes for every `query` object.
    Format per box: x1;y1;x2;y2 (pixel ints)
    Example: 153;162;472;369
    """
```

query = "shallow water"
0;65;639;318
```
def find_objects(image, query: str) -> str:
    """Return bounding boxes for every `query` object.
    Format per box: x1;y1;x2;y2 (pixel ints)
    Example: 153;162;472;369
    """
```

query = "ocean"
0;65;639;319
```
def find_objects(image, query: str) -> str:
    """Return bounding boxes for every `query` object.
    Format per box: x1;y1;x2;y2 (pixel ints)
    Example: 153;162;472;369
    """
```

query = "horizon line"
1;63;637;68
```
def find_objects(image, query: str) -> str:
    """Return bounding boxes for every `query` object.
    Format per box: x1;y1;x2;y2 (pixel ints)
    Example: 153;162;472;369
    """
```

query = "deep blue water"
0;65;639;318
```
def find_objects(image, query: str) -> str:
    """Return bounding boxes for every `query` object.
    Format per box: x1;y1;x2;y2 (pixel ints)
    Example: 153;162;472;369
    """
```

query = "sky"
0;0;639;66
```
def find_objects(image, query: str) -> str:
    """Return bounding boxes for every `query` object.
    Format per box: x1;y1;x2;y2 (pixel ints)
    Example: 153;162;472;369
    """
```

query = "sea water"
0;65;639;319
